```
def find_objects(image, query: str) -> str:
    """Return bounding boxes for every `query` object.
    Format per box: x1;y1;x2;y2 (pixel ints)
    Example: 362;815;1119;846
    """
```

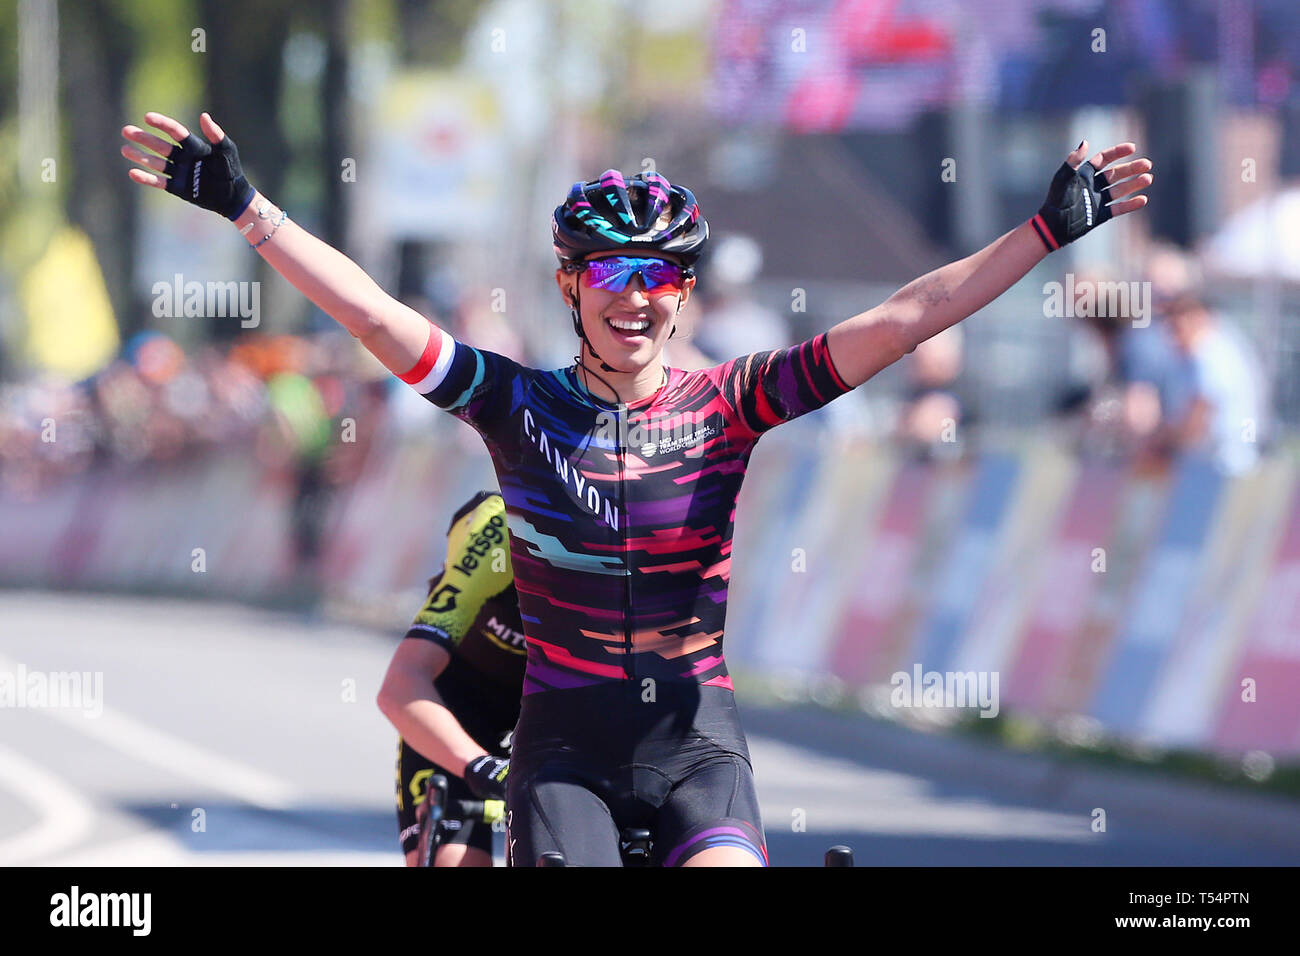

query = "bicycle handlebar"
424;775;504;825
447;797;505;825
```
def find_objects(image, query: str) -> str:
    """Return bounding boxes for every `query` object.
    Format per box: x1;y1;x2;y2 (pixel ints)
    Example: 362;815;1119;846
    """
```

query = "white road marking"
0;743;95;865
0;653;299;813
37;830;399;867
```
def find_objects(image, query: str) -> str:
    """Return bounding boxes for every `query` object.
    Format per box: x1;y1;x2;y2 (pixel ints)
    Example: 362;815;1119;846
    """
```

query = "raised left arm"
825;140;1153;389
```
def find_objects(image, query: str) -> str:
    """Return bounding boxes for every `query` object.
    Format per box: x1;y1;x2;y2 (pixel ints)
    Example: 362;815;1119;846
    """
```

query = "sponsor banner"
318;431;498;603
826;458;930;687
726;434;820;663
883;457;971;678
1054;469;1169;716
334;437;419;593
911;454;1020;672
186;457;284;593
1211;472;1300;753
754;440;892;675
1003;461;1124;713
369;72;506;241
50;471;116;586
1088;457;1224;734
322;438;438;598
138;459;216;588
63;467;140;587
222;462;294;595
1142;457;1294;747
8;435;1300;754
953;444;1075;677
0;478;80;584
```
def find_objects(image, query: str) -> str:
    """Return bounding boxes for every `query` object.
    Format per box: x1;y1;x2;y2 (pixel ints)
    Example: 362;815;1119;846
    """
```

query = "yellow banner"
21;226;120;379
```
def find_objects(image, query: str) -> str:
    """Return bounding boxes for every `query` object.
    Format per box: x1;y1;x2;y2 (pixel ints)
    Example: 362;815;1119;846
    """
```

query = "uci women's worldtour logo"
593;409;716;459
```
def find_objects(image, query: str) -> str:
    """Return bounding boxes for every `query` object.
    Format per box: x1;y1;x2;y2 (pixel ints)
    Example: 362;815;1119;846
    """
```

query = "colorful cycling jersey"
404;491;526;745
401;330;852;696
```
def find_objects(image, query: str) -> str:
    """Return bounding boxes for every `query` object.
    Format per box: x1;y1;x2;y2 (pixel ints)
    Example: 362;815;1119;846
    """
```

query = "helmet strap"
569;283;669;400
570;287;626;406
570;287;619;374
668;292;684;339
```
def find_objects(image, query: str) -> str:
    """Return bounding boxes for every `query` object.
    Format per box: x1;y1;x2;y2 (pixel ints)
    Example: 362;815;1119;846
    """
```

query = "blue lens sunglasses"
563;255;694;293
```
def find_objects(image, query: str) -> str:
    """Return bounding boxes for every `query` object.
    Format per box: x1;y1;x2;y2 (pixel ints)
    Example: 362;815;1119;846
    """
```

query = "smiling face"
555;250;696;374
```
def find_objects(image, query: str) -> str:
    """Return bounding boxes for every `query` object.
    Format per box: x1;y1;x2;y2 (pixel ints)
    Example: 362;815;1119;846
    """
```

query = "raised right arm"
122;111;434;377
233;187;431;373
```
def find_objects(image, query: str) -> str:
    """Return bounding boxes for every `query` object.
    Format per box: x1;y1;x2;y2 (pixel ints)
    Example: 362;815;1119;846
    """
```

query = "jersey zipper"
618;404;634;683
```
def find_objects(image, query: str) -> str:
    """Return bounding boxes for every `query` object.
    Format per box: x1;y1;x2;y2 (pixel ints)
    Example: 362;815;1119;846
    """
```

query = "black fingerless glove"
463;755;510;801
164;130;254;221
1030;160;1112;252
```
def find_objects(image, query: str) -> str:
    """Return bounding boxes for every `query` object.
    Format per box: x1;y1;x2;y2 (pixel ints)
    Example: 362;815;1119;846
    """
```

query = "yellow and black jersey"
404;490;525;749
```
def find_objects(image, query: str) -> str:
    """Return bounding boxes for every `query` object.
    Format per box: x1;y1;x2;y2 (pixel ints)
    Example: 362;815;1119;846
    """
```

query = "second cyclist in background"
377;490;526;866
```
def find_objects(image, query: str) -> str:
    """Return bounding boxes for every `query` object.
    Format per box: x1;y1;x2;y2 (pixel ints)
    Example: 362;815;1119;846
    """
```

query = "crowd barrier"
5;426;1296;756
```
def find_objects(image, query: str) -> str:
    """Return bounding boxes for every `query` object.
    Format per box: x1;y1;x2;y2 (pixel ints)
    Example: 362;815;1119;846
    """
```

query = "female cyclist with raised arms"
122;112;1152;866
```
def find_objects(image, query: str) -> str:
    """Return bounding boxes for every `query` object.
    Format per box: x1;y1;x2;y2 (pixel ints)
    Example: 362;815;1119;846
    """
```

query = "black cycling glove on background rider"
1030;157;1113;251
463;755;510;801
163;128;255;221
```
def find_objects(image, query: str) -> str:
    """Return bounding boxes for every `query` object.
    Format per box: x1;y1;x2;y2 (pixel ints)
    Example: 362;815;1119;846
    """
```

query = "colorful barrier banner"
1142;457;1294;746
827;458;931;687
1003;462;1125;712
7;436;1300;755
1051;470;1169;716
911;454;1020;672
953;444;1074;678
1211;472;1300;753
753;439;892;677
1088;457;1223;735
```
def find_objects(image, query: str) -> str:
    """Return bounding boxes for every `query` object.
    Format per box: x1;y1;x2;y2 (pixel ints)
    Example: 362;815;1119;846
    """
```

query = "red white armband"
398;324;456;395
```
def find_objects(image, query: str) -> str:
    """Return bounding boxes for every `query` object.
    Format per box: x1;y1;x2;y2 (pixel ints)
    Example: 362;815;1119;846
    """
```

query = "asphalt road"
2;591;1297;866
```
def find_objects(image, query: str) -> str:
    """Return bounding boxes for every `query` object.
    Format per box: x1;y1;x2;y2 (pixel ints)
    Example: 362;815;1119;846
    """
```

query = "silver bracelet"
251;210;289;249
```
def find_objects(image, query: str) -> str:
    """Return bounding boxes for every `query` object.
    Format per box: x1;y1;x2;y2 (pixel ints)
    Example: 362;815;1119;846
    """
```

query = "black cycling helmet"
552;168;709;265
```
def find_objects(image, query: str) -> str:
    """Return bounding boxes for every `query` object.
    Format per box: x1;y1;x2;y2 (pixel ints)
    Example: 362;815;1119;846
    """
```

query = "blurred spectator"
896;325;967;458
262;359;333;587
1149;255;1268;475
453;286;529;365
1059;266;1180;460
661;300;716;372
692;234;791;363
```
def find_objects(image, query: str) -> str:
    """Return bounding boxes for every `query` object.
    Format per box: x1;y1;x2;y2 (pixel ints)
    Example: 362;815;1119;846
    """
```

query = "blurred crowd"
0;240;1272;521
682;236;1272;474
1058;244;1269;476
0;328;398;584
0;331;381;491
